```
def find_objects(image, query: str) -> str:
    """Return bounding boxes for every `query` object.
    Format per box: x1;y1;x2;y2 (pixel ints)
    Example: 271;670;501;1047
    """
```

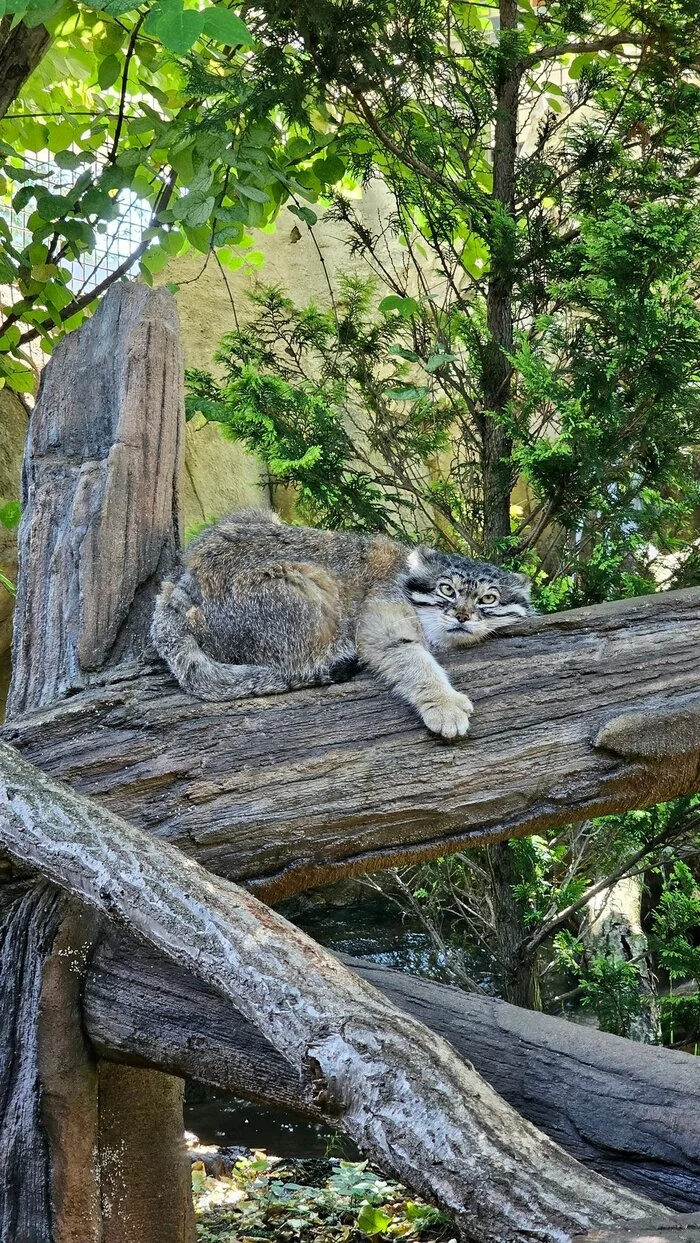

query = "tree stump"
1;282;194;1243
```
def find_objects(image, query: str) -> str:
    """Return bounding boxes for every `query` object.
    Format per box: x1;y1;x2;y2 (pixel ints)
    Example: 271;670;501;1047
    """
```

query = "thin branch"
519;31;640;71
108;12;146;165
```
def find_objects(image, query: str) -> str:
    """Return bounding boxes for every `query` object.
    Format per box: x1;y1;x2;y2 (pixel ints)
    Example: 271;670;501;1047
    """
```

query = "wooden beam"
84;927;700;1213
4;588;700;901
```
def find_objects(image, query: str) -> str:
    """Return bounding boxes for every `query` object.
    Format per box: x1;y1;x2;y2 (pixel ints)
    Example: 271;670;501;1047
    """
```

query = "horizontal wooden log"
84;929;700;1213
576;1219;700;1243
4;588;700;901
0;740;681;1243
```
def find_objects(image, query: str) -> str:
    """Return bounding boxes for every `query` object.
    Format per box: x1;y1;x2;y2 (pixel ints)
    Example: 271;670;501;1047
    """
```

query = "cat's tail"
151;581;289;701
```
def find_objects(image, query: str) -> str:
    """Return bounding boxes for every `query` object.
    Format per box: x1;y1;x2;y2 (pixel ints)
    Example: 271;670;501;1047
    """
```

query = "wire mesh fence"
0;153;151;303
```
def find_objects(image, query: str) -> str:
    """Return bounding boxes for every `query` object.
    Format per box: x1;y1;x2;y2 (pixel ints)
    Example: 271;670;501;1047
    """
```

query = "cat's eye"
479;590;500;605
437;581;455;598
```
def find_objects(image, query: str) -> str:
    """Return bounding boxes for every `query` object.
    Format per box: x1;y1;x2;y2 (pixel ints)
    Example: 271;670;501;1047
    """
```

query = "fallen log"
0;739;682;1243
576;1220;700;1243
4;587;700;902
83;929;700;1213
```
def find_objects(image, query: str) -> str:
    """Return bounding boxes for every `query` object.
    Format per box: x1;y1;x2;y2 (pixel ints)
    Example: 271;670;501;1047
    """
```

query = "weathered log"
0;882;100;1243
1;280;193;1243
83;929;700;1213
4;588;700;902
0;740;683;1243
576;1220;700;1243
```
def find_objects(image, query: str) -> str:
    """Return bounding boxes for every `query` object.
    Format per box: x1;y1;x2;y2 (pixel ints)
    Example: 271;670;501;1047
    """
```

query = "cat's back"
185;509;404;598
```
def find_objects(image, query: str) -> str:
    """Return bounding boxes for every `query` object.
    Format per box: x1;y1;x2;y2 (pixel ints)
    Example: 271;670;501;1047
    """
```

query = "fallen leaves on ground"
193;1152;455;1243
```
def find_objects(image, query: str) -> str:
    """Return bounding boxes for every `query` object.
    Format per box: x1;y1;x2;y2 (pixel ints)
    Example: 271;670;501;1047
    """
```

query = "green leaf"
425;352;458;371
80;0;140;13
202;5;253;46
388;346;420;362
386;385;430;401
0;501;21;529
98;53;122;90
378;294;420;318
54;150;85;170
5;368;35;393
357;1205;392;1235
0;570;16;598
314;154;345;183
11;184;36;213
0;324;20;349
31;263;60;280
288;203;317;226
146;0;206;53
234;182;271;203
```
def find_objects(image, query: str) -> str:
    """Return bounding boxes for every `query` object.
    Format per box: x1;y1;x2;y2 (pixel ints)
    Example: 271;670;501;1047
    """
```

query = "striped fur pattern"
151;510;533;739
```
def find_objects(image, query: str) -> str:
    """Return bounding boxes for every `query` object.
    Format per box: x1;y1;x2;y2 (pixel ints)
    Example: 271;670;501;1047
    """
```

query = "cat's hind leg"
152;578;292;699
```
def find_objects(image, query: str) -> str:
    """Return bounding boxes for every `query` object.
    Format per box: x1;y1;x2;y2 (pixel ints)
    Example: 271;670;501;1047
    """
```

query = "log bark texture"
8;279;183;718
84;931;700;1213
0;883;63;1243
0;740;683;1243
1;280;192;1243
0;17;51;121
4;588;700;901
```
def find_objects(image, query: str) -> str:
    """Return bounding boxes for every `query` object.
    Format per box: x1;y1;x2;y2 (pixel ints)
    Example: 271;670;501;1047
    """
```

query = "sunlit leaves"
201;5;252;46
0;0;352;390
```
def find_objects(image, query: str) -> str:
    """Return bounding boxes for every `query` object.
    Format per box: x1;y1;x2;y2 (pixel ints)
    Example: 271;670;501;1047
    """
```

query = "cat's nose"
455;608;473;622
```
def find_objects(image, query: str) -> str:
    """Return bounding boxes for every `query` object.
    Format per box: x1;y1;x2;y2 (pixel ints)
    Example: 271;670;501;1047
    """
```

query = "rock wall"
167;181;409;530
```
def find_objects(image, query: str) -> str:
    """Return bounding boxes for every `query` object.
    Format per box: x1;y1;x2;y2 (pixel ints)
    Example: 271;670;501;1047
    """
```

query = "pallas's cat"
152;510;533;739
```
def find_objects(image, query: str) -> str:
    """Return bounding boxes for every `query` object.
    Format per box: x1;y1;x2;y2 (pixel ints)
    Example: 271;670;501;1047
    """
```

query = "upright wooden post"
1;281;194;1243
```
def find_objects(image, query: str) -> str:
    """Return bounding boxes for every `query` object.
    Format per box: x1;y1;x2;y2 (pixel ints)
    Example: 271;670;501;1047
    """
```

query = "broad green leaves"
0;0;344;391
201;4;251;46
143;0;252;53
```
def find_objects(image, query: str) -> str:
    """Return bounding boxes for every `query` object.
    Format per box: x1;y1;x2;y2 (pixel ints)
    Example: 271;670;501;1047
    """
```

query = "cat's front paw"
420;691;474;740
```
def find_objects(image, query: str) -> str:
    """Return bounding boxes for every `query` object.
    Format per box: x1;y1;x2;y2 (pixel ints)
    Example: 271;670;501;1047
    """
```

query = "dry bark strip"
5;588;700;902
84;931;700;1213
0;740;684;1243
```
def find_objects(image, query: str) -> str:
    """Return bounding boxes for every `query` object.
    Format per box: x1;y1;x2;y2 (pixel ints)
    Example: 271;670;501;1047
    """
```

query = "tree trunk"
0;18;51;121
584;876;661;1043
85;928;700;1212
479;0;521;553
487;841;542;1009
1;281;193;1243
0;740;682;1243
5;587;700;903
99;1065;195;1243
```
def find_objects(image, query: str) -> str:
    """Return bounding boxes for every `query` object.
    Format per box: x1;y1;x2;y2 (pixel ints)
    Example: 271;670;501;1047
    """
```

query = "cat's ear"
405;547;434;594
512;571;532;599
407;547;428;574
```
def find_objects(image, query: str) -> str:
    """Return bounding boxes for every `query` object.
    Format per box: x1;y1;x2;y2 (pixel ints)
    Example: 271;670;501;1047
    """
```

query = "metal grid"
1;154;151;300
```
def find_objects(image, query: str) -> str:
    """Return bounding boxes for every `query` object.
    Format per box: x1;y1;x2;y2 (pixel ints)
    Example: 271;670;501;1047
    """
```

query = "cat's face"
403;547;534;648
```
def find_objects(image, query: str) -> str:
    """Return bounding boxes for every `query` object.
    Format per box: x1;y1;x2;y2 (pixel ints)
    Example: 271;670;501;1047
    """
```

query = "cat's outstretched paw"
421;692;473;740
